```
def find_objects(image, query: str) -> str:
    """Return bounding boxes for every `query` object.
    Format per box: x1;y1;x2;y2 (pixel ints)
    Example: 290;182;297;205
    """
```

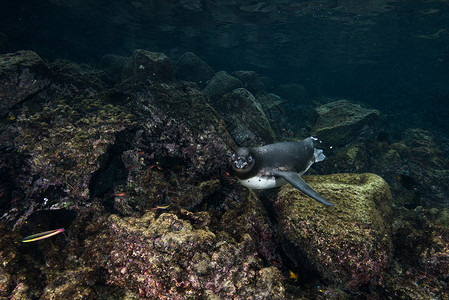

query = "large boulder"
202;71;242;101
122;49;175;84
312;100;379;147
174;52;215;87
231;70;266;96
276;173;393;290
0;50;51;114
212;87;276;146
107;211;285;299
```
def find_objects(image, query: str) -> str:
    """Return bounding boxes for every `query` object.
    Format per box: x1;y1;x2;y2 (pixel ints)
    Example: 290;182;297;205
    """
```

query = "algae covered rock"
231;70;266;96
122;49;175;84
107;211;285;299
203;71;242;101
0;50;51;113
174;52;215;87
276;173;393;289
212;87;276;146
384;206;449;298
312;100;379;147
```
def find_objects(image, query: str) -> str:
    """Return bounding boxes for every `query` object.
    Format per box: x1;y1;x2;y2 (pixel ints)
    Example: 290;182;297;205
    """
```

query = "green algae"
276;173;393;289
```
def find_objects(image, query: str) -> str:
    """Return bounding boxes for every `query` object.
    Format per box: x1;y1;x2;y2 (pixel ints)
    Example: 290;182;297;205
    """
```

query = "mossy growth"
14;95;136;200
276;173;393;289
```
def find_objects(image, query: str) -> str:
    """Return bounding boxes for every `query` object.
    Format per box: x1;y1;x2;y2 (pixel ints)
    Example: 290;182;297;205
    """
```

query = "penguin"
231;137;334;206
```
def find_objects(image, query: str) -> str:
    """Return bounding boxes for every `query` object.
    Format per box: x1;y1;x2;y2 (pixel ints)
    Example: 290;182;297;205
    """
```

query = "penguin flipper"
272;170;334;207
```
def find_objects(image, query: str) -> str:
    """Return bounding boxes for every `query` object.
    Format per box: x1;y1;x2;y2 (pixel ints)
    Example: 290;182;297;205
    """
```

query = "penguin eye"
248;156;253;163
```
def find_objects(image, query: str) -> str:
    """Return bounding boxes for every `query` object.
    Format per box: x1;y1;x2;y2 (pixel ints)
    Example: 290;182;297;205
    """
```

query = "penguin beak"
234;158;248;169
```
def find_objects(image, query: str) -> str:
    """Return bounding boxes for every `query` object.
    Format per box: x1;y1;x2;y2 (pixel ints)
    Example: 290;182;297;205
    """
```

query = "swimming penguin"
231;137;334;206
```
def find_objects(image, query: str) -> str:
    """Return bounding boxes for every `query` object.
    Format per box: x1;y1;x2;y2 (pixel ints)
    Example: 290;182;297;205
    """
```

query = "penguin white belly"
239;176;287;189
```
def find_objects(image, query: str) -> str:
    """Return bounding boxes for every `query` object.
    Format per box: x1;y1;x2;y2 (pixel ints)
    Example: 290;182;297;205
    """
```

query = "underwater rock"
402;128;448;169
40;268;98;300
220;187;283;266
203;71;242;101
174;52;215;87
384;206;449;298
373;129;449;207
0;223;19;297
255;92;285;139
276;173;393;289
327;143;369;173
0;49;234;223
106;211;285;299
1;55;132;224
0;50;51;113
111;81;233;212
231;70;266;96
312;100;379;147
393;206;449;279
122;49;175;84
99;54;129;83
212;87;276;146
49;59;112;91
13;95;135;203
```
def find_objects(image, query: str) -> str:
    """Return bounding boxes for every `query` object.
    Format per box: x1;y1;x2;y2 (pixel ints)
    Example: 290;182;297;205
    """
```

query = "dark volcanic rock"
231;70;266;96
212;87;276;146
203;71;242;101
0;50;234;227
312;100;379;147
174;52;215;87
122;49;175;84
49;59;111;91
106;81;234;212
0;50;51;114
383;206;449;298
370;128;449;207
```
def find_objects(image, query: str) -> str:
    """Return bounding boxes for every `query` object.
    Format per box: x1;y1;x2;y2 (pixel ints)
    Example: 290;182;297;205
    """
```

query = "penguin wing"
272;170;334;207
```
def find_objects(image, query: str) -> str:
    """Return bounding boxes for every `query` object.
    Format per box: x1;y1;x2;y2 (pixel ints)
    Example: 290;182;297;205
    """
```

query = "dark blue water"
2;1;448;136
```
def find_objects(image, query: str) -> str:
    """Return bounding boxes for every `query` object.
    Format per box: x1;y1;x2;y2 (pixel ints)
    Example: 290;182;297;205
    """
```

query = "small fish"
288;270;299;282
152;203;172;210
21;228;65;243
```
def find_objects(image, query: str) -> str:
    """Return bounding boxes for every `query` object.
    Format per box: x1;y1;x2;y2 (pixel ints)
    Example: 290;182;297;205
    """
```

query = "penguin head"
231;147;255;174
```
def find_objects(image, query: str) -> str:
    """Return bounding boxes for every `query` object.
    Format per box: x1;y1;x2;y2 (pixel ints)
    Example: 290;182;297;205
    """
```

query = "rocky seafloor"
0;49;448;299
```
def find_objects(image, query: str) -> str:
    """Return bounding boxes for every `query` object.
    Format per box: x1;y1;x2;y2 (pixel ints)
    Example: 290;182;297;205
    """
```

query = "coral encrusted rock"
107;212;285;299
312;100;379;147
276;173;393;289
